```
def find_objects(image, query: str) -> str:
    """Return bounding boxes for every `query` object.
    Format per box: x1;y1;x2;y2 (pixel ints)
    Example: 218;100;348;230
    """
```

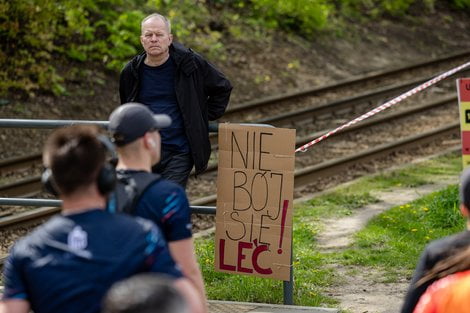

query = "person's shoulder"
9;234;35;258
122;52;146;72
9;218;61;258
171;42;205;62
146;178;186;198
154;178;185;192
109;210;147;225
171;42;191;55
423;230;470;258
133;215;163;235
108;211;162;238
29;215;72;238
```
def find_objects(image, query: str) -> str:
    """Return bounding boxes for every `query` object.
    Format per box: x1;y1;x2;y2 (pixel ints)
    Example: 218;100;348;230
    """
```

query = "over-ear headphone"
42;135;117;196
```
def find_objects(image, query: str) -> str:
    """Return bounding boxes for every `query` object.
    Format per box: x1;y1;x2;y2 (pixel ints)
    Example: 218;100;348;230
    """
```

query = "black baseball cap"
108;102;172;146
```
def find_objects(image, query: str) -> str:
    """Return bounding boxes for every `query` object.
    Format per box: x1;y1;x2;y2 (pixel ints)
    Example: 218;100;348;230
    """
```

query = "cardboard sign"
214;123;296;281
457;78;470;168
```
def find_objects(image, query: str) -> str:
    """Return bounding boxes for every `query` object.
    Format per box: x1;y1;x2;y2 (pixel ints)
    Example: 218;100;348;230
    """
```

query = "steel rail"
0;124;460;271
191;123;461;207
0;203;216;231
202;94;459;175
295;95;457;145
0;177;43;197
0;206;59;229
223;50;470;116
208;67;470;147
293;123;459;187
2;52;467;193
1;52;467;273
2;51;468;177
0;95;457;197
0;153;42;175
254;77;442;127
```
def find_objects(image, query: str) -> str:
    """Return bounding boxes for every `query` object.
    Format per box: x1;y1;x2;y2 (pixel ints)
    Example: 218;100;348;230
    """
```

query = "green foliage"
0;0;226;96
1;0;469;96
0;0;61;96
452;0;470;8
339;0;437;18
249;0;332;35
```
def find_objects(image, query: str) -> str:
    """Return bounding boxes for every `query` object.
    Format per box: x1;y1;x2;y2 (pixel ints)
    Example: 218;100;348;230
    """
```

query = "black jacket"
119;42;232;174
401;230;470;313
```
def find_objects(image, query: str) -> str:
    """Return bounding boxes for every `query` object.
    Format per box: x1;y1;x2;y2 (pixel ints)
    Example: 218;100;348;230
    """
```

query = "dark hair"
43;125;105;196
102;274;188;313
417;246;470;287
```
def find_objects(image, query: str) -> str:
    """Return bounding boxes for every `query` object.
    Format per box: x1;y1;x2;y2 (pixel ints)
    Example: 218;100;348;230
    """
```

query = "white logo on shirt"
67;226;88;250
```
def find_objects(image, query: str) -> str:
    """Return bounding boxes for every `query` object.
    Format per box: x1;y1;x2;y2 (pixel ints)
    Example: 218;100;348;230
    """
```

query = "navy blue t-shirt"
138;58;189;152
119;170;193;242
2;209;182;313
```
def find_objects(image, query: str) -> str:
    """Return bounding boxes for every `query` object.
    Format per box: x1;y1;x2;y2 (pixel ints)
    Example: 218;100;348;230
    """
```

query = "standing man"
107;103;207;311
0;125;203;313
119;13;232;188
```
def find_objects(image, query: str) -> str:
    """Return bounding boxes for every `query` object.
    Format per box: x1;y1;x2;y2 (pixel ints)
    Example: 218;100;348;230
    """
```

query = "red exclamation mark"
278;200;289;254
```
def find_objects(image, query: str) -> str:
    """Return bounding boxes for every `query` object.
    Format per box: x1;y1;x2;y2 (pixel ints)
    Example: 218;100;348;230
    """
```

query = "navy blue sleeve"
2;246;28;301
138;182;192;242
141;223;183;278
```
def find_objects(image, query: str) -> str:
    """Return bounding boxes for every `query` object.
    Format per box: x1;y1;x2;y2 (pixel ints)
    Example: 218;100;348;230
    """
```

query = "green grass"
196;234;337;306
196;152;464;306
300;191;380;219
337;185;464;276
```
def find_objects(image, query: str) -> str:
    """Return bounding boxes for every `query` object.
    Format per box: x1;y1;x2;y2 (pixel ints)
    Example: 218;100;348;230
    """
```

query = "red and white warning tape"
295;60;470;153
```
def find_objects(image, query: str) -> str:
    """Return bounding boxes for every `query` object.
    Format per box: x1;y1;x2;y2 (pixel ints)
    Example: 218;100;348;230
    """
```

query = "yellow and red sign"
458;79;470;168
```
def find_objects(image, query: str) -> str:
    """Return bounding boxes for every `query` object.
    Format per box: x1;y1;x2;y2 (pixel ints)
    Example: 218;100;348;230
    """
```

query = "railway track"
220;50;470;122
0;52;468;260
2;50;469;192
0;121;461;229
0;86;464;198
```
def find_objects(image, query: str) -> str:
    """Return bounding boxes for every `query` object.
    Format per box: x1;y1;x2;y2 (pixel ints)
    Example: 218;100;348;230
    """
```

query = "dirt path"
314;178;458;313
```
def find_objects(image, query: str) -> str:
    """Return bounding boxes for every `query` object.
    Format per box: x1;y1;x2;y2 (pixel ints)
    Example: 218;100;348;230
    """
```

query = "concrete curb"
208;300;338;313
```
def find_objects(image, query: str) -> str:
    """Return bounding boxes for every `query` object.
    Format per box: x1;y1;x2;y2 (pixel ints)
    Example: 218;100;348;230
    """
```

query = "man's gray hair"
141;13;171;34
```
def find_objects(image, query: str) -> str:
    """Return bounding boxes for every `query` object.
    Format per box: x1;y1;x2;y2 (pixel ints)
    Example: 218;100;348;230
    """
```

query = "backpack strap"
114;171;161;214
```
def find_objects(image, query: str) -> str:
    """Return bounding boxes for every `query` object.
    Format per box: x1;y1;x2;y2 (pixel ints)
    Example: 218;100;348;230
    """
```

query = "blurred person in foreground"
107;103;207;311
119;12;232;188
401;167;470;313
0;125;203;313
102;273;190;313
412;246;470;313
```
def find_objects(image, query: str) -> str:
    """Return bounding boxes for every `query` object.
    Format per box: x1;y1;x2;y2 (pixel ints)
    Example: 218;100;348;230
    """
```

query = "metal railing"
0;198;216;215
0;118;294;305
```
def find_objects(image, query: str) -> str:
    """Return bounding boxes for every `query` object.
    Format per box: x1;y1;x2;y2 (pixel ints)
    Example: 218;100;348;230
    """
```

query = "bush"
0;0;224;97
250;0;331;35
452;0;470;8
1;0;468;97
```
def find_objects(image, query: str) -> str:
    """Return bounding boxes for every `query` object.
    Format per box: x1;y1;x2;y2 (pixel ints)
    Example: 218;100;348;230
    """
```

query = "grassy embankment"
196;152;464;307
